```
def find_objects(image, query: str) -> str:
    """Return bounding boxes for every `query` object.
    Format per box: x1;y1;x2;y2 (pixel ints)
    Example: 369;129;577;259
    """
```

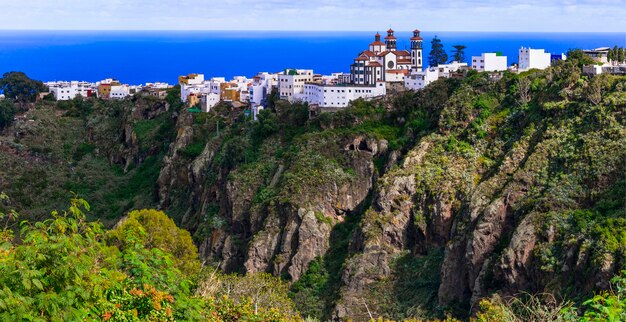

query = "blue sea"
0;31;625;85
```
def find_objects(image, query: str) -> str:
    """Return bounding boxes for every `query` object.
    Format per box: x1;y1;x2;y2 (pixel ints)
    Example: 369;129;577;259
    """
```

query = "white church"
350;29;424;85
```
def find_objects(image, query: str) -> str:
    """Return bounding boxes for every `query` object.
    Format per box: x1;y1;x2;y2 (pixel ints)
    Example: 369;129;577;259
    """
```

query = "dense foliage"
0;71;47;103
451;45;467;63
1;51;624;321
0;197;299;321
0;100;16;129
428;36;448;67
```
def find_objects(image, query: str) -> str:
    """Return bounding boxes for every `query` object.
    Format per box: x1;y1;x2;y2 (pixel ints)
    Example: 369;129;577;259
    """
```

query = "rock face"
153;68;625;320
156;112;386;282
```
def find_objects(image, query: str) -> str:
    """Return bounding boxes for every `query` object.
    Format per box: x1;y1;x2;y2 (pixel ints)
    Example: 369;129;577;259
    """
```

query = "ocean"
0;30;625;85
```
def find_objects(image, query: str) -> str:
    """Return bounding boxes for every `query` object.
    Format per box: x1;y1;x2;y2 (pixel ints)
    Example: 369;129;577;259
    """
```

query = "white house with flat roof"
302;81;386;108
519;47;552;71
583;48;609;64
405;68;439;90
404;61;467;90
472;53;508;72
46;81;96;100
434;61;468;77
110;84;130;100
201;93;221;112
278;69;314;102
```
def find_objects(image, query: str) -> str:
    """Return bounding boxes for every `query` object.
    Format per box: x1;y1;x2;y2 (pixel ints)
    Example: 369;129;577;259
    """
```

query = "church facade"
350;29;423;85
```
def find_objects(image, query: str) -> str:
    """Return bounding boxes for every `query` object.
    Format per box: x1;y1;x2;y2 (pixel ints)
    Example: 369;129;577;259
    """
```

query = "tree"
613;45;619;64
451;45;467;63
618;47;625;63
566;49;595;67
0;71;47;103
0;100;16;129
197;271;299;320
107;209;201;276
428;36;448;67
608;47;615;64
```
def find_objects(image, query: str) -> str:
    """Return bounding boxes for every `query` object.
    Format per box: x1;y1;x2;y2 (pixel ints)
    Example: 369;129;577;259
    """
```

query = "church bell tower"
385;28;397;51
410;29;423;70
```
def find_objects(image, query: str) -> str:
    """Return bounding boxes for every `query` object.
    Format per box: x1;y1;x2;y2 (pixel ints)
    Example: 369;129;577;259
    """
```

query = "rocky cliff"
4;59;622;321
155;62;625;320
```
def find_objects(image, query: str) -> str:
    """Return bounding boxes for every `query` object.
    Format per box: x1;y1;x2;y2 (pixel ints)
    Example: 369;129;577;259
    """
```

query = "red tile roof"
369;41;386;46
393;50;411;56
387;69;410;75
368;61;383;67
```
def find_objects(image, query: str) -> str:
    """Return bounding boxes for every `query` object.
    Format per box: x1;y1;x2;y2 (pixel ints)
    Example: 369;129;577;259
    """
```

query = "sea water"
0;30;624;84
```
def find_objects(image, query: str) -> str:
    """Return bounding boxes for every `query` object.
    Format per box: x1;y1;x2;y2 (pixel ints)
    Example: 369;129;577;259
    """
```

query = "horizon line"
0;29;625;34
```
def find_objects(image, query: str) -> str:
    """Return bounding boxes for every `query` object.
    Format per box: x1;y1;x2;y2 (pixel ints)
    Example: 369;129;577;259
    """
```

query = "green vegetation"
366;250;445;320
428;36;448;67
0;71;47;103
476;272;626;321
0;84;179;225
0;198;299;321
0;100;16;129
0;51;624;321
451;45;467;63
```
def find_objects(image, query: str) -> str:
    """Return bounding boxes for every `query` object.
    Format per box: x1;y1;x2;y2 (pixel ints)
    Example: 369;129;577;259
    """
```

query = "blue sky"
1;0;625;32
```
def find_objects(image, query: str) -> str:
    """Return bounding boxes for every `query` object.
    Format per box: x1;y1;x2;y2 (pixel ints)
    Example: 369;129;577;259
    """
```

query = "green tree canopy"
0;72;47;103
106;208;201;276
0;100;16;129
428;36;448;67
0;198;299;321
451;45;467;63
566;49;596;67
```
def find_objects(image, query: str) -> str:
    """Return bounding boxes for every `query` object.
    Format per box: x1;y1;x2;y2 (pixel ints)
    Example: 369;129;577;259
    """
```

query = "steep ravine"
153;66;624;320
156;105;388;282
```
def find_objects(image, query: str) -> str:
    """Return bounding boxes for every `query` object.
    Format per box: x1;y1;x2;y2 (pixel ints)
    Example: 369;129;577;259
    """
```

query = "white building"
278;69;314;102
404;61;467;91
472;53;508;72
110;84;130;100
46;81;96;100
249;72;278;106
519;47;552;71
434;61;468;77
404;68;439;90
201;93;221;112
144;82;171;89
179;74;211;102
583;48;609;64
302;81;386;108
179;74;212;103
208;77;225;95
249;72;279;120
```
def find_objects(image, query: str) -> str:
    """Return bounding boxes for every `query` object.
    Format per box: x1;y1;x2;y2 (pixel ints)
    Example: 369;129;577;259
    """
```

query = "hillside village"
15;28;625;121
